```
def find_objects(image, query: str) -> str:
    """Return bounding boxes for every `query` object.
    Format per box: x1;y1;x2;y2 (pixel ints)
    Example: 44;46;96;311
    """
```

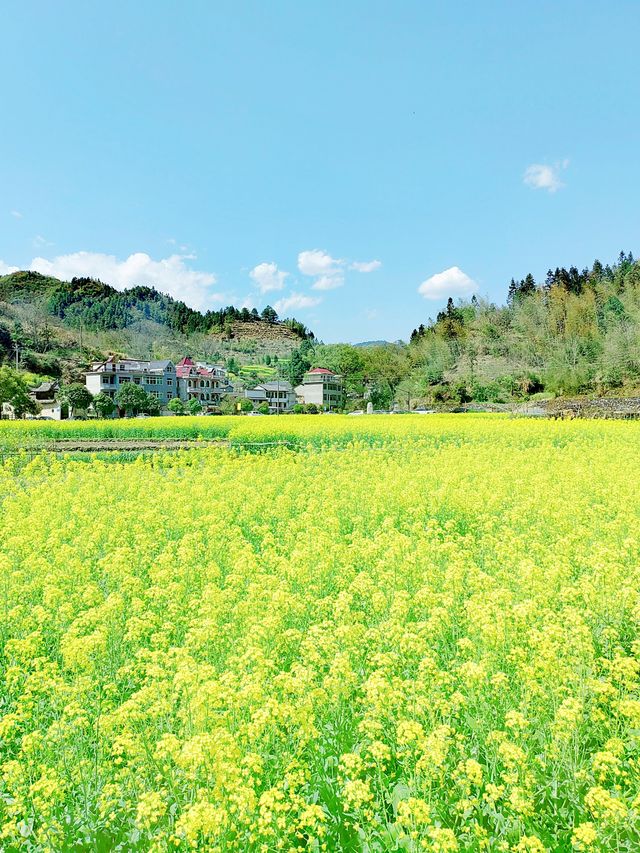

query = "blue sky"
1;1;639;343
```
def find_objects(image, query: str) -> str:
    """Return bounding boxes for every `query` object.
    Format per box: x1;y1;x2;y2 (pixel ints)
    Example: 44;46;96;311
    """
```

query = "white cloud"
274;292;322;314
249;261;288;293
298;249;342;277
10;210;22;219
29;251;224;311
364;308;379;320
350;259;381;273
298;250;343;291
299;248;378;290
311;273;344;291
418;266;477;300
33;235;54;248
0;260;19;275
523;159;569;193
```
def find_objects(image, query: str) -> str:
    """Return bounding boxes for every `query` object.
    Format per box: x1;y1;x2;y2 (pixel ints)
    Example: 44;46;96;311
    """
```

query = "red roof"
176;356;196;378
307;367;335;375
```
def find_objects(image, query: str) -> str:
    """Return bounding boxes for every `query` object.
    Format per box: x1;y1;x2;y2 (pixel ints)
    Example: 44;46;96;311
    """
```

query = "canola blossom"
1;415;640;851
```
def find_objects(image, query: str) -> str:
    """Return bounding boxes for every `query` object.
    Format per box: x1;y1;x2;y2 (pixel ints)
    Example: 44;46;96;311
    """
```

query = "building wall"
39;403;62;420
295;377;343;410
85;374;103;396
177;376;227;405
296;383;324;406
265;389;296;413
85;363;176;407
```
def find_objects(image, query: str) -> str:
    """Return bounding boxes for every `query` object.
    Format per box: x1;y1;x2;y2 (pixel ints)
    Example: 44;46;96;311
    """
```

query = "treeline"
281;250;640;409
403;250;640;404
0;271;314;339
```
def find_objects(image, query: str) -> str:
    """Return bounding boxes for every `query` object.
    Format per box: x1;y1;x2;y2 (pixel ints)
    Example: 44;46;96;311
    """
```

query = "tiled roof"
30;382;57;394
259;381;293;391
307;367;335;374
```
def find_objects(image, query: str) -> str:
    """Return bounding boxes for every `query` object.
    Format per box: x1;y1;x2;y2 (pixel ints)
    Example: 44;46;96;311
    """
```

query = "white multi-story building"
85;357;177;408
295;367;343;411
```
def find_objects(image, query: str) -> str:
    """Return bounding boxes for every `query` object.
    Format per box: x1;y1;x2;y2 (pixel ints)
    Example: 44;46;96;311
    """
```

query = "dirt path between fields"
8;439;231;453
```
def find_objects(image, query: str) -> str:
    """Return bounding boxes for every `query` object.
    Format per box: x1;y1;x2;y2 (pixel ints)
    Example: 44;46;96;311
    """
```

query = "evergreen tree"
286;349;311;385
520;274;536;297
261;305;278;323
60;383;93;415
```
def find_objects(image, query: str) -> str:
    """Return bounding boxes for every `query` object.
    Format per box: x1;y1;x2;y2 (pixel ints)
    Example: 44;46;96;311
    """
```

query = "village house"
245;380;296;413
85;357;177;408
174;357;233;407
29;381;62;420
85;355;232;413
1;381;62;420
295;367;343;411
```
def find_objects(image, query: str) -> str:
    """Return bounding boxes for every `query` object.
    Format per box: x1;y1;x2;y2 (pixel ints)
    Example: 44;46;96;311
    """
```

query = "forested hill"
403;250;640;402
0;270;313;339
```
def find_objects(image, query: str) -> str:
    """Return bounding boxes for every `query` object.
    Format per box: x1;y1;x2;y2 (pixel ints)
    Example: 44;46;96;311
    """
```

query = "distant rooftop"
258;380;293;391
307;367;335;375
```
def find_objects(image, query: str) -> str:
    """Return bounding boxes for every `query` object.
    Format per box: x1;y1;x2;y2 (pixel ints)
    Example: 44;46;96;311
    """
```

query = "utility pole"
13;344;19;371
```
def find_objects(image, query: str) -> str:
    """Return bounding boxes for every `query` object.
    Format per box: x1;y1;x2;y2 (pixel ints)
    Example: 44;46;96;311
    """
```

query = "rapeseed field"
1;416;639;851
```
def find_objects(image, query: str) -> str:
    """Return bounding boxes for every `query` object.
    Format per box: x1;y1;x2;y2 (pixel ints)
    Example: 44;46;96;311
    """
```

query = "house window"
167;392;173;399
167;378;173;386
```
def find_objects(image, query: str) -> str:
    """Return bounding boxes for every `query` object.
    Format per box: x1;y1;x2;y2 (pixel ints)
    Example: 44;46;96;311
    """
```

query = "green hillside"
0;271;313;381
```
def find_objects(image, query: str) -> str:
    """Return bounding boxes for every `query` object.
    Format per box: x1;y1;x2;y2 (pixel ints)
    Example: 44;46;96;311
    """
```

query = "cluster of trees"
0;366;38;417
504;254;635;305
167;397;205;416
58;382;172;418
